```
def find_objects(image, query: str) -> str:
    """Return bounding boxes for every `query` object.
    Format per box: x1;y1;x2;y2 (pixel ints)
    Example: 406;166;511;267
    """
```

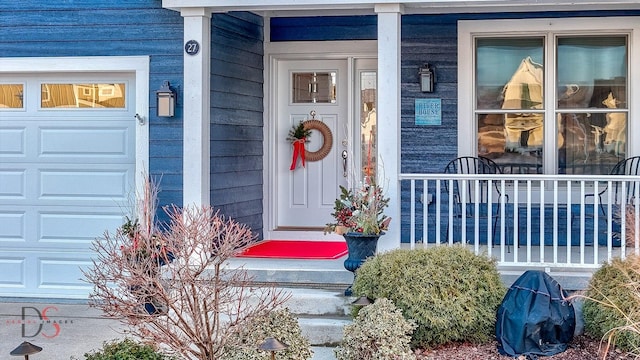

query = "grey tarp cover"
496;270;576;357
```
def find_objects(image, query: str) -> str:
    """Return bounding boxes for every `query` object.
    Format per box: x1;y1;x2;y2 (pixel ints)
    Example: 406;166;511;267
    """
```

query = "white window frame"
458;17;640;173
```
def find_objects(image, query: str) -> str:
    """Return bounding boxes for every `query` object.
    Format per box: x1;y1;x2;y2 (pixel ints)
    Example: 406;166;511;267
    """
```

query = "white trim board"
163;0;640;14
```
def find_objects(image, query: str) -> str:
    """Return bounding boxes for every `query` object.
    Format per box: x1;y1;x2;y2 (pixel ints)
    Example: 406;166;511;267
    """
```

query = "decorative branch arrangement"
84;178;289;360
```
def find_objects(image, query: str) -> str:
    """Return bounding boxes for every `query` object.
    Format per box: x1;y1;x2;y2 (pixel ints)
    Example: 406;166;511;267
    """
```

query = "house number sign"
184;40;200;55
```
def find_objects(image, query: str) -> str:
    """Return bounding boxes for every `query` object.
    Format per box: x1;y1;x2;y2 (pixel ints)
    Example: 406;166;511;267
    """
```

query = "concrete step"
300;317;350;346
282;288;352;316
228;257;355;346
311;347;338;360
279;288;353;346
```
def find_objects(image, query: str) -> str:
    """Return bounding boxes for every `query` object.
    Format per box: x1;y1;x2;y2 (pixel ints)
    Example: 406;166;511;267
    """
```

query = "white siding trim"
163;0;640;14
181;9;212;207
0;55;150;202
375;5;402;252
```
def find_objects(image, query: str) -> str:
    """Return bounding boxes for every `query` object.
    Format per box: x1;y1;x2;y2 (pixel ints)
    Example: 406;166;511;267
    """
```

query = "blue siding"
0;3;265;235
0;1;185;221
4;3;638;242
270;16;376;41
271;10;640;242
210;12;265;237
399;12;640;241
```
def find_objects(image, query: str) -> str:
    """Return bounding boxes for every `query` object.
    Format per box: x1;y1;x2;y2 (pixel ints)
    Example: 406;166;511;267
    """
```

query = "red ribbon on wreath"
290;137;306;170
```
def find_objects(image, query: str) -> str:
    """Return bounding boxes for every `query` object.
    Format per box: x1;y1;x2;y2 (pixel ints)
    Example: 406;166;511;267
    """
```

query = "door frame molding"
264;41;376;240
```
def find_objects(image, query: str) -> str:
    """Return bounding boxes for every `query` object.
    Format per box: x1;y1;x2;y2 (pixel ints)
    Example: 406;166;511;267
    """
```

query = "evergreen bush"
583;255;640;352
335;298;416;360
222;308;313;360
82;338;171;360
352;245;505;348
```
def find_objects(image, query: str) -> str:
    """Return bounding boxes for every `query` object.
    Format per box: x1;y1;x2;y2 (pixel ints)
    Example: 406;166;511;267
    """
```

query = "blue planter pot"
342;232;380;296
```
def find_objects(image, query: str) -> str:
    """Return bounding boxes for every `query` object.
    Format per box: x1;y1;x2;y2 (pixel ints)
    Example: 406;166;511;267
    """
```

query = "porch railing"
399;173;640;271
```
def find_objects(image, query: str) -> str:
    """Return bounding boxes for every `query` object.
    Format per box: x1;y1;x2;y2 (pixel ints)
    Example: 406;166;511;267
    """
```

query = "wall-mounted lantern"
418;64;435;93
156;81;177;117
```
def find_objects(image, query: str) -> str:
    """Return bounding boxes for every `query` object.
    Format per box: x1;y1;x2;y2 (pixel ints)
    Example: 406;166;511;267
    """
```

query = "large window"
459;18;637;175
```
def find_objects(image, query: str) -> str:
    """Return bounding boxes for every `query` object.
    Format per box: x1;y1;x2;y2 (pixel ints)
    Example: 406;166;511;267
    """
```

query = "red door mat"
238;240;348;260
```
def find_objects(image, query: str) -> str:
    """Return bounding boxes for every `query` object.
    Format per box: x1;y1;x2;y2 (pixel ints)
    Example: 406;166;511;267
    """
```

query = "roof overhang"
163;0;640;16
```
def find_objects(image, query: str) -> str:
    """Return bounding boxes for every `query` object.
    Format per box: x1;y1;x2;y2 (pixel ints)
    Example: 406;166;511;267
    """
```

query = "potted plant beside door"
325;176;391;295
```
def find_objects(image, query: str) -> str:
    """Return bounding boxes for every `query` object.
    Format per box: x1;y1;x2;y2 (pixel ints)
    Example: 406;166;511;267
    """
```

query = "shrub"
222;308;313;360
84;175;289;360
352;245;506;348
82;338;172;360
583;255;640;353
335;298;416;360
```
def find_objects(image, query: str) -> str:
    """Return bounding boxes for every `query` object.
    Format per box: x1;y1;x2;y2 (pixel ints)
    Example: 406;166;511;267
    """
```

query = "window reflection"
40;83;126;108
476;39;545;174
478;114;543;174
0;84;24;109
360;71;376;178
292;72;337;104
476;35;628;175
556;36;627;174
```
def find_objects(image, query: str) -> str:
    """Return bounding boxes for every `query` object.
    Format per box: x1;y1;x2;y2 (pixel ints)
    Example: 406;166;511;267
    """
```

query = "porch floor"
228;243;618;291
226;256;354;290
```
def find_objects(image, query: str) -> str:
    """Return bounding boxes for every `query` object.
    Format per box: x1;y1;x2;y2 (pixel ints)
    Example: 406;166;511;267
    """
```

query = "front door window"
360;71;377;179
292;72;337;104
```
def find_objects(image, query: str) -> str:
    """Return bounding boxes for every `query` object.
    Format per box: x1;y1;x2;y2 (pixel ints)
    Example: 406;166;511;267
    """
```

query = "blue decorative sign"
415;98;441;125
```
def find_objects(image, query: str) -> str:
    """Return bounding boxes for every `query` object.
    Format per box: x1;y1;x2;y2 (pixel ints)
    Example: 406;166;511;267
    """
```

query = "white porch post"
375;4;403;252
181;8;211;207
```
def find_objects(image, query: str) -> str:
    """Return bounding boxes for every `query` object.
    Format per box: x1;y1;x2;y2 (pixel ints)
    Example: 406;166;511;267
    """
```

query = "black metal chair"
585;156;640;217
443;156;510;246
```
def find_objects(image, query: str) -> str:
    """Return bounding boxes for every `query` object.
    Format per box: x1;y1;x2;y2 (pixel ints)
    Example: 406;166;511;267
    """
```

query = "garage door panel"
39;257;93;291
0;169;26;199
0;211;25;242
0;72;136;298
0;257;26;287
39;211;123;245
0;127;26;156
39;126;131;159
1;164;132;206
1;121;134;164
0;206;124;248
39;169;130;202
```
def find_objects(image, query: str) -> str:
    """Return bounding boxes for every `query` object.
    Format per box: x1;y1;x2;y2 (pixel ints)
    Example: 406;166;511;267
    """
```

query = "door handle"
341;150;348;177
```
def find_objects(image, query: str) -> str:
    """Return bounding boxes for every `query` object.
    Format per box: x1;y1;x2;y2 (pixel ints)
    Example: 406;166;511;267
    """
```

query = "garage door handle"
135;113;145;125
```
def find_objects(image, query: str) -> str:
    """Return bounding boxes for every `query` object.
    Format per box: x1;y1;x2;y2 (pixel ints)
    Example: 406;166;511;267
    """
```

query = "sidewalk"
0;300;126;359
0;300;337;360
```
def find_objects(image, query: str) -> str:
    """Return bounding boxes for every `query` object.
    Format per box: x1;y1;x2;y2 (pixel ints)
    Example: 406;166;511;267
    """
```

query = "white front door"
275;59;350;231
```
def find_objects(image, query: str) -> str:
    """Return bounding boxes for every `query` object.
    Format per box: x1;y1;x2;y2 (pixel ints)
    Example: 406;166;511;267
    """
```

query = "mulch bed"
414;335;636;360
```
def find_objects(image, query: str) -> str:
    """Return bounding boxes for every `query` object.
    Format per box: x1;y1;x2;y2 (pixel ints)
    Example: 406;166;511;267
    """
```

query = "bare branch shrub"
84;178;289;360
578;206;640;359
624;206;639;252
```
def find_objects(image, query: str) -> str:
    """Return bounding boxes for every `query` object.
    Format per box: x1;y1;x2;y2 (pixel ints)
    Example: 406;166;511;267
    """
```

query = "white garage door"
0;73;136;298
